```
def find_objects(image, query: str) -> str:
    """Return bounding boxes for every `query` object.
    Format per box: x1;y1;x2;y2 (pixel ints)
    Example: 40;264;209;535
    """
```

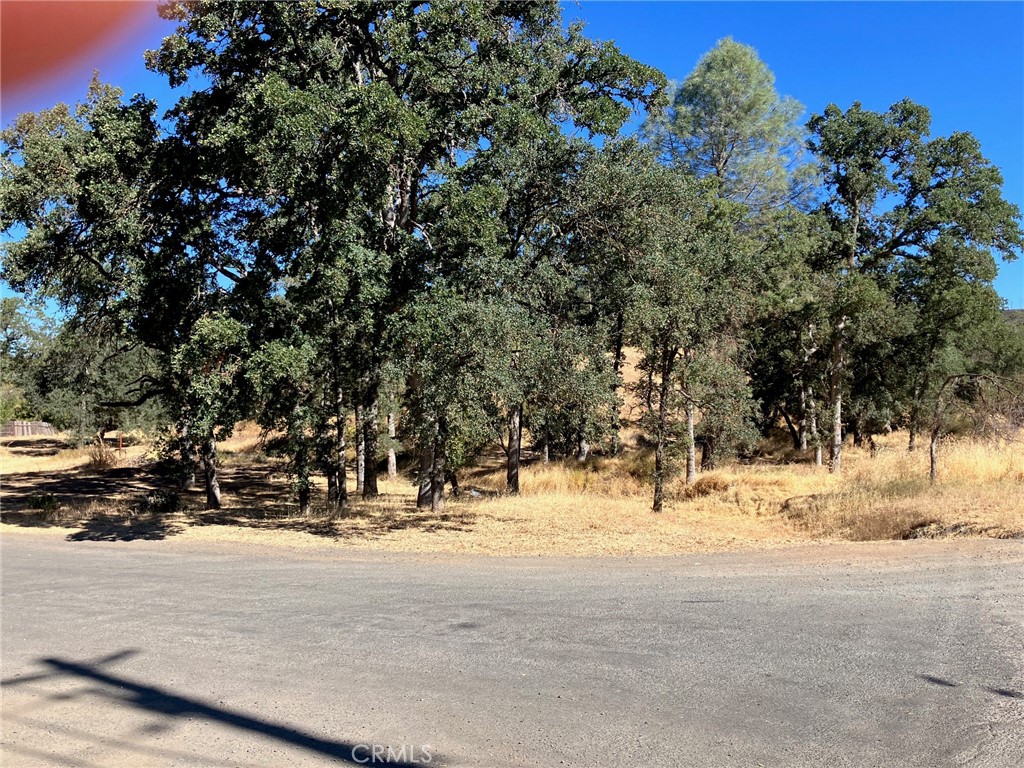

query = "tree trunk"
684;399;697;484
808;386;822;467
852;417;863;448
700;435;716;472
653;344;676;513
829;390;842;474
416;444;433;509
179;419;196;490
362;395;379;499
447;469;460;498
929;428;939;483
430;437;446;513
386;411;397;479
202;437;221;510
908;426;917;453
355;404;365;493
780;405;800;450
333;384;347;509
506;404;522;494
828;330;844;474
610;310;626;456
798;384;809;451
575;431;589;462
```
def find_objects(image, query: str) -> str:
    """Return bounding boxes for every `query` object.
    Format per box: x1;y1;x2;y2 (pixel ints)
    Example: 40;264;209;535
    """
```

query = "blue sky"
2;1;1022;306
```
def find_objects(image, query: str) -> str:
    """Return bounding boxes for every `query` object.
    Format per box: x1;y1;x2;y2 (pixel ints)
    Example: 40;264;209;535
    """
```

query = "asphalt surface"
1;534;1022;767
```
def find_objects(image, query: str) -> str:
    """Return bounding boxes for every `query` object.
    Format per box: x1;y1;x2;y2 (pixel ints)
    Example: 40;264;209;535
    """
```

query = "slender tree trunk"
807;386;822;466
506;404;522;494
798;383;809;451
828;330;845;474
327;471;337;508
362;394;379;498
684;399;697;484
908;426;917;453
202;437;221;510
386;411;397;479
829;390;843;474
780;406;800;450
355;404;365;493
416;444;433;509
610;310;626;456
653;343;677;513
929;427;939;483
852;417;864;448
447;469;460;498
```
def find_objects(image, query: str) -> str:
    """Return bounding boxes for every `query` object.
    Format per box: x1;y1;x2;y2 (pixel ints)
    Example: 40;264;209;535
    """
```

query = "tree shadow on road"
2;651;435;766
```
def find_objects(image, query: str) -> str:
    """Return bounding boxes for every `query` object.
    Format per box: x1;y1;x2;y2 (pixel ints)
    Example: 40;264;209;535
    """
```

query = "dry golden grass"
2;427;1021;556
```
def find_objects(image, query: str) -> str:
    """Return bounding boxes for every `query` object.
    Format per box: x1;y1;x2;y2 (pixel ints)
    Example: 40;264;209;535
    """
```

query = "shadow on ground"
0;437;71;457
1;651;434;766
1;461;482;543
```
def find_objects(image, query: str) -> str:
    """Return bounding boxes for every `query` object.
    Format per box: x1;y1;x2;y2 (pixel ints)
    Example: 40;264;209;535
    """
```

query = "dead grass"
2;427;1021;555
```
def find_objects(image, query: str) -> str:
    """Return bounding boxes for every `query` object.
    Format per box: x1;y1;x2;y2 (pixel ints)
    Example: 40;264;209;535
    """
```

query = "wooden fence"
0;420;56;437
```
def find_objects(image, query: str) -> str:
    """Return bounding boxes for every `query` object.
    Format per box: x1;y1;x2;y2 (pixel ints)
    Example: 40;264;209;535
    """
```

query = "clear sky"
2;0;1022;307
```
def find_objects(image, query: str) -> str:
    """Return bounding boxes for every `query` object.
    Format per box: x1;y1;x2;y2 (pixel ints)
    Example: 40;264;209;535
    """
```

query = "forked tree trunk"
387;411;397;479
202;437;221;510
506;404;522;494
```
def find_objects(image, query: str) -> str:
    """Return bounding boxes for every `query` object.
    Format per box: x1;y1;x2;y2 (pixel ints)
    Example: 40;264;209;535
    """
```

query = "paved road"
2;534;1022;767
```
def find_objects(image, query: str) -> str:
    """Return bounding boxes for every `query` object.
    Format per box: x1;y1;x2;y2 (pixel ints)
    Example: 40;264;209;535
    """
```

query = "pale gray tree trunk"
506;404;522;494
202;437;222;510
387;411;397;479
575;432;589;462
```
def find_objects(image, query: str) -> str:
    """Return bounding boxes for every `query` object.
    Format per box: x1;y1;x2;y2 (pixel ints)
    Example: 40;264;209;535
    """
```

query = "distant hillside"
1004;309;1024;326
